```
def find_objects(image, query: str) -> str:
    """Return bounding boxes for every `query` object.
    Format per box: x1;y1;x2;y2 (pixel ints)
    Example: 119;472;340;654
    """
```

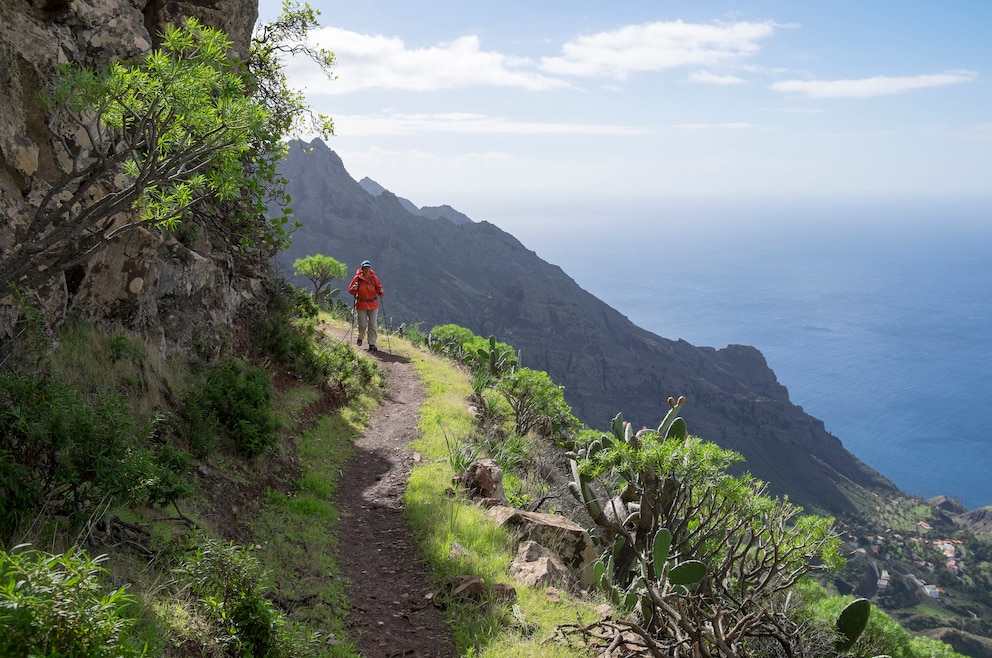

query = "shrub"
568;399;843;657
253;277;329;385
0;545;143;657
808;593;965;657
399;321;427;346
426;323;477;361
199;358;280;457
426;325;518;383
128;442;194;509
0;369;144;537
496;367;579;439
314;342;380;399
173;536;311;657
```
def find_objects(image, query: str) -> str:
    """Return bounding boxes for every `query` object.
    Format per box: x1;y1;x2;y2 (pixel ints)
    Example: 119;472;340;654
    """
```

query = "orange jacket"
348;268;384;310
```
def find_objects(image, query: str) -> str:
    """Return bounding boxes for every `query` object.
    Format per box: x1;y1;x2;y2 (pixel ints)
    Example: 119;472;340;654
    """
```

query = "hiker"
348;259;385;352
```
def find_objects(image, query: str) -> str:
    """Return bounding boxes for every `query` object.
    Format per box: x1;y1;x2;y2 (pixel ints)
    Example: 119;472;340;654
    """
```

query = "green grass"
401;330;605;657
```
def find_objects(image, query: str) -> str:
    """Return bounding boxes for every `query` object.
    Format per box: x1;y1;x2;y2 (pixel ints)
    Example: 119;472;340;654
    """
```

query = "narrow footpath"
331;332;457;657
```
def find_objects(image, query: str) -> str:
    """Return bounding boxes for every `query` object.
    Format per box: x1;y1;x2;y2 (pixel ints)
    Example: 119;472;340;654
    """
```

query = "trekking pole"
349;296;357;343
379;295;391;353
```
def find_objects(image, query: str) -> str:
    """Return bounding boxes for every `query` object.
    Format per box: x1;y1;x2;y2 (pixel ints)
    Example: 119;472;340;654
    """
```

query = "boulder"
509;540;578;591
487;505;598;587
456;458;505;504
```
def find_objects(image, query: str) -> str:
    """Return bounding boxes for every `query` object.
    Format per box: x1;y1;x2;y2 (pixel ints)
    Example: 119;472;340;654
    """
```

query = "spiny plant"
567;395;843;657
835;597;872;653
475;335;518;378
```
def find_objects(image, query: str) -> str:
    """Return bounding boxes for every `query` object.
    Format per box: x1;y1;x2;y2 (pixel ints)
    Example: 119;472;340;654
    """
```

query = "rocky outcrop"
958;506;992;534
273;139;900;515
454;458;506;505
487;505;598;587
0;0;261;354
509;540;579;591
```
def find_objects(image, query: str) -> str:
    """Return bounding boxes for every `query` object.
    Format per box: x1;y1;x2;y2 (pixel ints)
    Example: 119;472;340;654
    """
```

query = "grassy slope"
10;315;984;656
88;315;604;655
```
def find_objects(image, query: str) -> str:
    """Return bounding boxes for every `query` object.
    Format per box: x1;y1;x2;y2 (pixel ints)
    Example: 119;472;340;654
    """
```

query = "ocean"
506;201;992;510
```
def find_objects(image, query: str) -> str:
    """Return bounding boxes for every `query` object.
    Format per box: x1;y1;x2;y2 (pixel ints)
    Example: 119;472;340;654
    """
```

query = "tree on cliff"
0;3;334;294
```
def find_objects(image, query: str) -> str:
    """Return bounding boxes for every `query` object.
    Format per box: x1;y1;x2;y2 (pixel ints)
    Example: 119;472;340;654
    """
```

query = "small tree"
293;254;346;300
496;367;579;439
1;19;267;292
2;3;336;294
248;0;335;139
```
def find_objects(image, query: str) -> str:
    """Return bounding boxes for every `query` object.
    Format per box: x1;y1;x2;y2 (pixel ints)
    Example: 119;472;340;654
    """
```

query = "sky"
255;0;992;235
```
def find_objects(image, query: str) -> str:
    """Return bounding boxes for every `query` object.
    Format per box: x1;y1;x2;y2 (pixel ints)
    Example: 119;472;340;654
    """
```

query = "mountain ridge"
273;138;899;515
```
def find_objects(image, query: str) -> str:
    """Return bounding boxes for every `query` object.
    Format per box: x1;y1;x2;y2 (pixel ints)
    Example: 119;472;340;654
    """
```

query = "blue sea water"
512;204;992;510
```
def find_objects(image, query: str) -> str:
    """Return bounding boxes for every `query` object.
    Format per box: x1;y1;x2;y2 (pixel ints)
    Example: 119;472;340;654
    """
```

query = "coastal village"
845;494;969;604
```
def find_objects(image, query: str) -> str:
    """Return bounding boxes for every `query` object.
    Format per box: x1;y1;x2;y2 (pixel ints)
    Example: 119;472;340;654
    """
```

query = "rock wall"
0;0;260;354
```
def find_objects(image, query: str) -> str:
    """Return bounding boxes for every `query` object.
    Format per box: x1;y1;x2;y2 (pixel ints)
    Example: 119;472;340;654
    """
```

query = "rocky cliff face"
274;139;900;515
0;0;260;354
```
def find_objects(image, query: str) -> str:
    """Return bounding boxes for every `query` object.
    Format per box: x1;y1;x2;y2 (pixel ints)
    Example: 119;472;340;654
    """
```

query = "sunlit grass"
405;336;604;656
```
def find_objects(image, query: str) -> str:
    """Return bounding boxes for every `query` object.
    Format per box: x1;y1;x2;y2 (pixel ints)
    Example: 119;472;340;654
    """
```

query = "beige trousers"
356;308;378;346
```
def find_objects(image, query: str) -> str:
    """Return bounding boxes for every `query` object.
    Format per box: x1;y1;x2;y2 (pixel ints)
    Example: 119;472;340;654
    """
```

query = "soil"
332;335;458;658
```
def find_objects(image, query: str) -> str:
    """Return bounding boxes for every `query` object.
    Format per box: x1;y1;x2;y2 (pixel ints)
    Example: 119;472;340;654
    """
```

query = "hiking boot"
368;345;377;353
356;338;362;346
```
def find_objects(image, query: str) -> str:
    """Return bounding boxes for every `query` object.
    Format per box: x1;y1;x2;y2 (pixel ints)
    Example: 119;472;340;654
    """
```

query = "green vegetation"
0;365;188;537
293;254;347;302
0;302;975;658
402;329;605;656
196;357;281;456
565;397;842;655
0;0;985;652
0;546;144;657
171;536;317;657
410;323;971;657
2;1;335;294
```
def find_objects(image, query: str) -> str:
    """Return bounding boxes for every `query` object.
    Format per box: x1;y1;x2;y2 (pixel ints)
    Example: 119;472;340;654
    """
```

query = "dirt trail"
329;329;457;657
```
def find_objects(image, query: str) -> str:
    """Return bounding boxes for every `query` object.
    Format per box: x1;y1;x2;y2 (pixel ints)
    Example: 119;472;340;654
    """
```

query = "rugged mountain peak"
274;138;900;515
419;205;474;225
356;176;472;223
358;176;388;196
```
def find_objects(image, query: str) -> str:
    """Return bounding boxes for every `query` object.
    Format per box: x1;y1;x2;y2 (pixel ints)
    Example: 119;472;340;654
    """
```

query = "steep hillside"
272;138;898;515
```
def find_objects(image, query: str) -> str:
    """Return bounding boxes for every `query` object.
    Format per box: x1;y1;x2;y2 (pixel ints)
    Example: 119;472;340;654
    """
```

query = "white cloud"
540;20;777;79
304;27;568;92
673;122;762;130
334;112;651;136
689;71;746;85
771;107;824;113
971;123;992;137
770;70;978;99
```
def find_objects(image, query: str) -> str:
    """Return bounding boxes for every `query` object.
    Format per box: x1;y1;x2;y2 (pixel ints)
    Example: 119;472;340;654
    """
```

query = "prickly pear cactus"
476;335;517;377
835;597;871;652
567;396;701;626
